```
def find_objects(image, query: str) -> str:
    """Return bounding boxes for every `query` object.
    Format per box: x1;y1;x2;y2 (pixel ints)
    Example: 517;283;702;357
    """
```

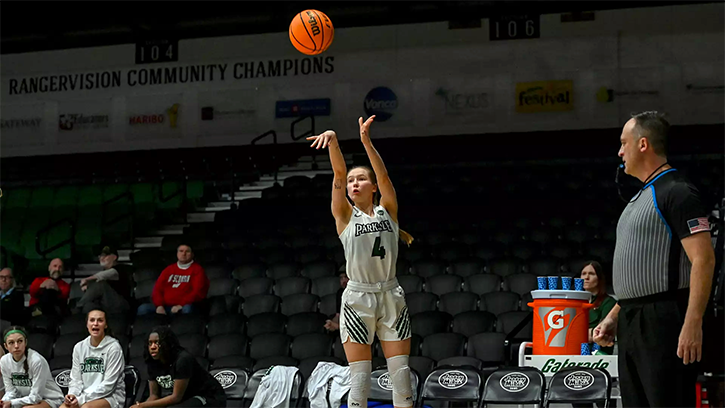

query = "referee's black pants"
617;290;698;407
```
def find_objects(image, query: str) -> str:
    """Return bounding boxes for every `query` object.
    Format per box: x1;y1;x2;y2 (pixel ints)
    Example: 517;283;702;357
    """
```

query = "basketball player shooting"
307;116;414;408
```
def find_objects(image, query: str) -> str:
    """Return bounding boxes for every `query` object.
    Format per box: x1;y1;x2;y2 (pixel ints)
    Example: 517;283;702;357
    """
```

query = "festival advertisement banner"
198;89;258;137
125;94;183;141
57;98;113;145
0;102;46;147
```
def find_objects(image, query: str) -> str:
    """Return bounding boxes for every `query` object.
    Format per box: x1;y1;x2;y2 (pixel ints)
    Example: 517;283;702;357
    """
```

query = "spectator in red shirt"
29;258;71;317
137;245;209;316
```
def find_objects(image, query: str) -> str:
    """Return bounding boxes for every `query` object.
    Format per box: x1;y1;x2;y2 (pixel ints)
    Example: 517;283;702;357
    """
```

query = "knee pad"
386;355;413;407
348;360;371;408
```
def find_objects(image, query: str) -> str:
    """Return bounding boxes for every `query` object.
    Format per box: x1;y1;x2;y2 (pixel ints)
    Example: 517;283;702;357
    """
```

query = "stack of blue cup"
536;277;547;290
581;343;591;355
561;276;573;290
547;276;559;290
574;278;585;291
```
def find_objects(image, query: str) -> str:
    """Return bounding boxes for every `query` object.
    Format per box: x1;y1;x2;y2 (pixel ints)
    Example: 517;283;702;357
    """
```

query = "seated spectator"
0;268;27;326
324;269;349;332
75;246;130;315
133;326;225;408
29;259;70;318
581;261;616;355
61;308;125;408
1;326;65;408
137;245;209;316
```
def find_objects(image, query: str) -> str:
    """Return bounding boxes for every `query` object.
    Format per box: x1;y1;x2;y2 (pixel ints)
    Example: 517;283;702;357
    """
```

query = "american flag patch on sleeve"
687;217;710;234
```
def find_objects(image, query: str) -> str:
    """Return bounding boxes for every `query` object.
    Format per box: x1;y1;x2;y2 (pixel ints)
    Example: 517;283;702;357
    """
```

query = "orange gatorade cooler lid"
531;290;592;301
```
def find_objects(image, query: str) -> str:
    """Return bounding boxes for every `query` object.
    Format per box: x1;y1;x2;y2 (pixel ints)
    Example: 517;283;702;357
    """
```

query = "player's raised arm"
307;130;352;232
358;116;398;223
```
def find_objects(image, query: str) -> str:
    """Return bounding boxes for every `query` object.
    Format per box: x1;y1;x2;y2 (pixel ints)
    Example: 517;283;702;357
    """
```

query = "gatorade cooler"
527;290;593;355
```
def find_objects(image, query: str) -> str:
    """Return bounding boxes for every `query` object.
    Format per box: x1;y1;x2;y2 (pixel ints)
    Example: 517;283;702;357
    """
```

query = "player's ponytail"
399;229;414;246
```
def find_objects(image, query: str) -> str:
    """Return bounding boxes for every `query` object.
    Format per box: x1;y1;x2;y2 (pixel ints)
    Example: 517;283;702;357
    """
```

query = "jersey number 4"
371;236;386;259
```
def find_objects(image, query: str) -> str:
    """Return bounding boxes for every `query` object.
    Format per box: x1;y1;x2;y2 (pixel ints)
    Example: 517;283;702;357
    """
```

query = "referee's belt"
347;278;400;293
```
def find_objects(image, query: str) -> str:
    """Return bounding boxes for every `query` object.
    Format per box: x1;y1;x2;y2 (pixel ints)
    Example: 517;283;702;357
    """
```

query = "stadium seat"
273;276;310;298
412;259;447;279
425;274;462;296
31;333;55;360
449;258;485;277
285;312;327;337
208;334;248;362
53;333;87;358
266;262;299;280
249;333;292;361
474;242;507;262
481;367;546;406
409;356;436;382
496;311;533;340
503;273;538;297
280;293;319;316
398;275;423;293
464;274;501;295
467;332;507;366
290;333;332;360
421;332;466;362
411;311;451;338
546;367;612;407
170;314;205;336
133;280;155;303
207;278;238;298
232;263;266;281
300;260;336;280
207;314;247;338
452;311;496;338
131;314;167;338
59;314;87;336
488;258;524;277
241;294;281;317
204;264;233;280
406;292;438;316
238;277;274;298
210;367;250;404
420;365;483;407
526;257;561;276
319;293;338;317
210;356;254;372
437;356;484;370
246;312;287;338
438;292;478;315
434;242;470;262
311;276;341;298
177;333;207;358
481;291;520;316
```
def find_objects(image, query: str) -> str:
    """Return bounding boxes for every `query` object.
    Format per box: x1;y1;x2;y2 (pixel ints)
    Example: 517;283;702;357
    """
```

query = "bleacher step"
135;236;163;245
220;191;264;201
187;212;216;223
237;181;277;192
260;170;333;182
149;224;188;235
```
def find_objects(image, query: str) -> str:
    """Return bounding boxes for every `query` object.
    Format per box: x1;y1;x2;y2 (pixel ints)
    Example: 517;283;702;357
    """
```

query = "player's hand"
677;318;703;365
592;316;617;347
65;394;77;406
359;115;375;143
307;130;336;149
3;400;12;408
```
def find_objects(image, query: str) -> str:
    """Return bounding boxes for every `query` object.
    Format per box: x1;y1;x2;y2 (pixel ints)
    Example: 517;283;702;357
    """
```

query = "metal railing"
102;191;135;252
35;217;76;264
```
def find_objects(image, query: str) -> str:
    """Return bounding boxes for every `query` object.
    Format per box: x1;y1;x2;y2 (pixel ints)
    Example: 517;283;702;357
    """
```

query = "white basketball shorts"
339;278;412;345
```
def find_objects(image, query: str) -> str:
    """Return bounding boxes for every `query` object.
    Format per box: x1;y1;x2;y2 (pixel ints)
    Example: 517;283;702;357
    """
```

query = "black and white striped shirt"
613;169;711;300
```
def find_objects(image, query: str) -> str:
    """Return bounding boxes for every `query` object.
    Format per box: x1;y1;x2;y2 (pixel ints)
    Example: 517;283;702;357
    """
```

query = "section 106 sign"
135;39;178;64
490;14;540;41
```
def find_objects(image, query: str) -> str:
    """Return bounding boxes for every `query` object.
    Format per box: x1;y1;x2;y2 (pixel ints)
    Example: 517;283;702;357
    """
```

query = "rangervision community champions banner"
6;55;335;96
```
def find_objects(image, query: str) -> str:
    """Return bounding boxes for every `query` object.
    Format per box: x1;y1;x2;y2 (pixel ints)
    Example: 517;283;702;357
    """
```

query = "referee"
593;111;715;407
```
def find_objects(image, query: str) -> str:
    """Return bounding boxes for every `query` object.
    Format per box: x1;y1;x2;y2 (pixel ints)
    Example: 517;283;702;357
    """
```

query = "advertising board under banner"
516;80;574;113
275;98;331;118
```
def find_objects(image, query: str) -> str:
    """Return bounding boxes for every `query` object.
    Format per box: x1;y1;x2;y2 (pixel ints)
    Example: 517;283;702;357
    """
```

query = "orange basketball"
289;9;334;55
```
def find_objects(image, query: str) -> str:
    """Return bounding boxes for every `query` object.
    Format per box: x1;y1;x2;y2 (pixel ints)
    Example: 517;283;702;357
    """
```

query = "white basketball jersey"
339;205;399;284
